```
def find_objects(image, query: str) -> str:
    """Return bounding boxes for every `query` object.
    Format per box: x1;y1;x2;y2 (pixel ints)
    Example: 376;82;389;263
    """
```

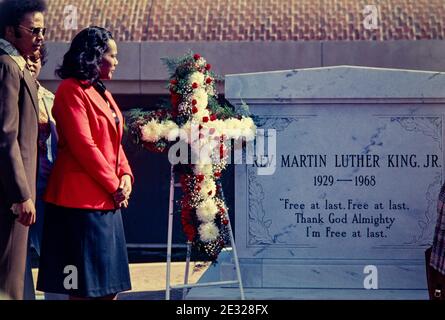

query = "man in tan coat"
0;0;46;300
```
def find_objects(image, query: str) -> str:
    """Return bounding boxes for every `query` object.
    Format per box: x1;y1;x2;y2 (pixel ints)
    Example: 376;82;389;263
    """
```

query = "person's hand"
112;190;129;209
112;175;132;208
10;199;36;226
112;188;127;206
118;199;129;208
118;174;132;198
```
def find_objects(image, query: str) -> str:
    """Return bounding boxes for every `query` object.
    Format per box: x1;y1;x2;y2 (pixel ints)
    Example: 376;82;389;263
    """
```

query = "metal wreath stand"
165;164;245;300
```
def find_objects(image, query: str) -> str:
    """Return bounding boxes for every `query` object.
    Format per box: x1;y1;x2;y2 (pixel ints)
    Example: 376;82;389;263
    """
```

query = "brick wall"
45;0;445;41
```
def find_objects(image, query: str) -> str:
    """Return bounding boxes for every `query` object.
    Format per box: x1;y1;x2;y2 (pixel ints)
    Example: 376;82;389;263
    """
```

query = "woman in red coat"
37;26;133;300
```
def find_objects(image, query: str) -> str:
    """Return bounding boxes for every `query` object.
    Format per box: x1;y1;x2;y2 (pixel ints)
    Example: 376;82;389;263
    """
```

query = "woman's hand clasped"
113;175;132;208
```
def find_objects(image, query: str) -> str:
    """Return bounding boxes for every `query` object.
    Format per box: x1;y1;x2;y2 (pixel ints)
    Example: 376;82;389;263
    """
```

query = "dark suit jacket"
0;48;38;209
0;46;39;300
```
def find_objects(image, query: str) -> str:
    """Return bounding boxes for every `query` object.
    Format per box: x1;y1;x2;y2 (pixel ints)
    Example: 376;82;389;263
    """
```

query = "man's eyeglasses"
18;25;46;36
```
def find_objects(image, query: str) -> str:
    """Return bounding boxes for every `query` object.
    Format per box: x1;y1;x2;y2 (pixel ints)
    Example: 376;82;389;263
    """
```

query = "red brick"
43;0;445;41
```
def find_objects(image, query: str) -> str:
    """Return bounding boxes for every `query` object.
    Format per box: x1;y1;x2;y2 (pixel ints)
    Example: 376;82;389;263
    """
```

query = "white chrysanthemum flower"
200;177;216;198
166;128;180;141
222;118;242;140
193;108;210;121
162;120;180;141
240;117;256;141
241;128;255;141
194;164;213;175
196;57;207;67
196;198;218;223
223;118;238;131
240;117;256;130
189;72;205;87
207;119;224;137
198;222;219;242
191;88;208;110
141;119;163;142
194;88;207;100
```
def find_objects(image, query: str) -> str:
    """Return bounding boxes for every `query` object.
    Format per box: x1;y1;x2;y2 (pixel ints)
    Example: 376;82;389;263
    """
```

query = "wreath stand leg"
165;164;245;300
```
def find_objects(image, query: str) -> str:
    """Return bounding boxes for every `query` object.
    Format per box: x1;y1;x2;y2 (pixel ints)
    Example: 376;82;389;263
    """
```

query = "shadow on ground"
31;247;210;267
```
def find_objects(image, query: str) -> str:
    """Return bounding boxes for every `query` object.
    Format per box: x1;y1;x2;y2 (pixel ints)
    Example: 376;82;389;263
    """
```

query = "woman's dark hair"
0;0;47;38
55;26;113;84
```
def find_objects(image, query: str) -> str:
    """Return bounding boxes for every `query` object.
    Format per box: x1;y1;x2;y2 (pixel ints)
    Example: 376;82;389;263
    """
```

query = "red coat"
44;78;133;210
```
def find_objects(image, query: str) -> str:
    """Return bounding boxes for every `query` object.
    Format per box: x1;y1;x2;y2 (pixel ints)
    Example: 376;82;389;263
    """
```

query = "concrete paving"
32;261;210;300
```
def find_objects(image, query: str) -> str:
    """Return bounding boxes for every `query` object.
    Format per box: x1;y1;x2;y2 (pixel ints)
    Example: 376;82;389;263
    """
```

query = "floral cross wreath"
128;52;256;260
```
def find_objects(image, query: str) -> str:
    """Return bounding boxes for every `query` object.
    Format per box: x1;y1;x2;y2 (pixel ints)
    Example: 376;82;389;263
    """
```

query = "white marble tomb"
188;66;445;299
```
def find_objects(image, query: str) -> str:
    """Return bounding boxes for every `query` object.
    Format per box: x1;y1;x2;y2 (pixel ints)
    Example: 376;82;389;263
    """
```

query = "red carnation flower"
192;82;199;89
171;92;181;108
196;174;204;182
219;207;225;213
210;114;217;121
170;79;178;85
220;146;228;159
193;53;201;60
192;106;198;113
214;171;221;178
202;116;209;123
222;219;229;225
192;99;197;106
205;63;211;70
205;77;212;84
182;223;196;241
181;208;196;241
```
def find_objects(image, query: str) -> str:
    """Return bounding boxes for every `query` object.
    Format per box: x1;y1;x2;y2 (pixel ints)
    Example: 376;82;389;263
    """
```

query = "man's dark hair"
56;26;114;84
0;0;47;38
